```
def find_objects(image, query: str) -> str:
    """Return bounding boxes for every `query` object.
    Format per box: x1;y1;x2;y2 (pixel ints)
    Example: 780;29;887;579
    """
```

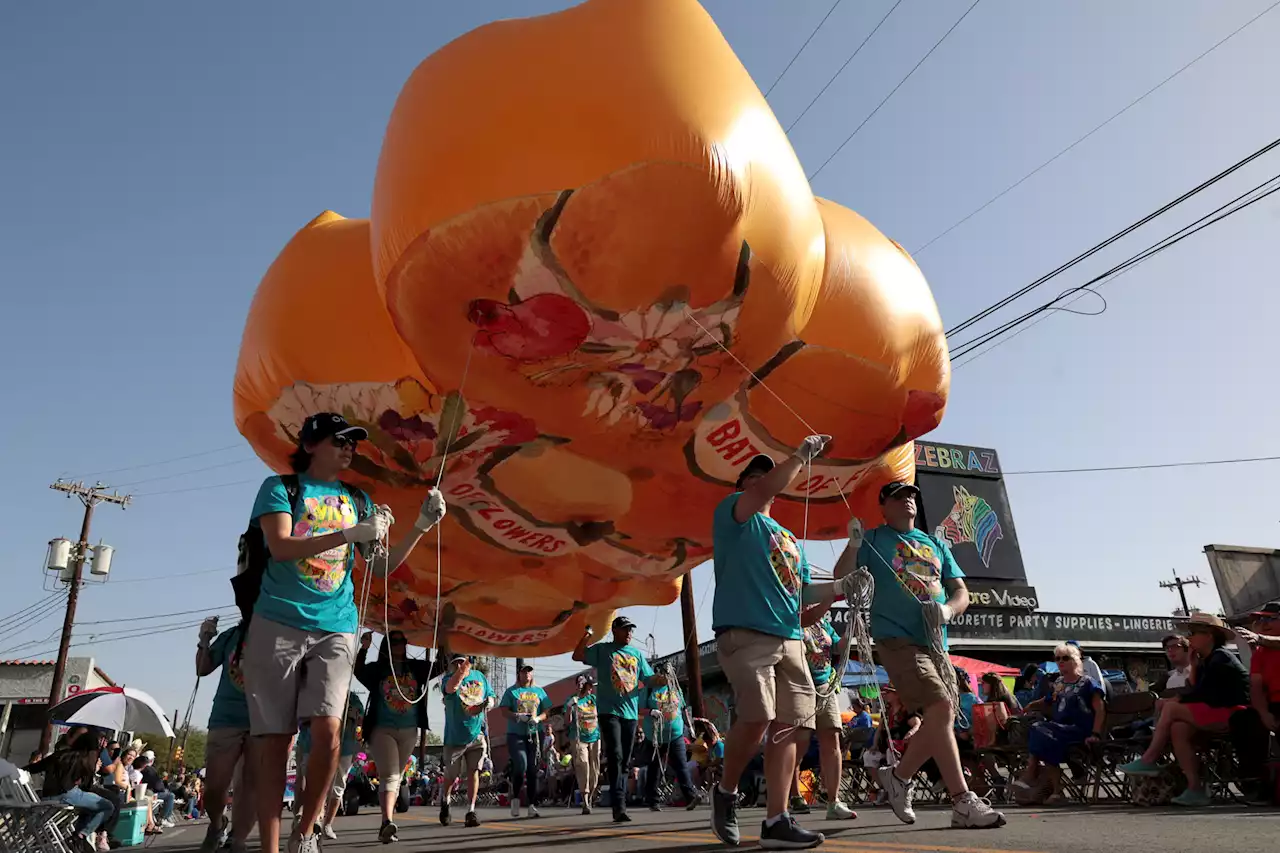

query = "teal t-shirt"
711;494;810;640
250;475;371;634
376;669;423;730
802;615;839;687
858;526;964;648
584;642;653;720
442;670;493;747
206;625;250;731
639;684;684;744
566;693;600;744
499;685;550;737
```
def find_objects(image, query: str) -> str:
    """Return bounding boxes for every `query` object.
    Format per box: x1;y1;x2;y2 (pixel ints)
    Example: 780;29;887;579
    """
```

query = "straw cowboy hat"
1178;612;1233;643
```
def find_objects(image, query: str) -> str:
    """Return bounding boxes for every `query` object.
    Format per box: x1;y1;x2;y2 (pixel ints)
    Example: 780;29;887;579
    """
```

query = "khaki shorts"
206;727;250;765
241;615;356;735
814;687;842;731
717;628;815;727
442;739;485;780
876;637;950;712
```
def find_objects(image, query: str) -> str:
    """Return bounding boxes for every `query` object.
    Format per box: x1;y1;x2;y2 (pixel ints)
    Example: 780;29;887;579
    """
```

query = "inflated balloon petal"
236;0;950;657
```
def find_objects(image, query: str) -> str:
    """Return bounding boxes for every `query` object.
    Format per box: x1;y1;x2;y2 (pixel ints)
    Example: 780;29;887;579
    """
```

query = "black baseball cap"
612;615;637;632
300;412;368;445
878;481;920;503
735;454;775;490
1246;600;1280;621
518;663;535;673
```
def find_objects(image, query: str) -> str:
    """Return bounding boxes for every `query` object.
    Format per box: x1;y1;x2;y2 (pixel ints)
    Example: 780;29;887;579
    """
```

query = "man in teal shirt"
572;616;667;823
638;680;700;812
708;437;831;851
440;656;494;829
565;675;601;815
499;664;551;818
857;481;1003;830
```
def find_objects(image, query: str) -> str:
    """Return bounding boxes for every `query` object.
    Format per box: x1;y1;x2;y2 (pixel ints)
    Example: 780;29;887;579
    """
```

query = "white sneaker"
322;824;338;841
287;832;322;853
825;800;856;820
161;819;176;828
527;805;541;818
951;791;1006;829
510;799;521;817
876;765;916;825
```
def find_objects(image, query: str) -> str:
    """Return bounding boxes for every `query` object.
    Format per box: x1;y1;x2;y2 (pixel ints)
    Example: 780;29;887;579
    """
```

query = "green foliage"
132;727;207;773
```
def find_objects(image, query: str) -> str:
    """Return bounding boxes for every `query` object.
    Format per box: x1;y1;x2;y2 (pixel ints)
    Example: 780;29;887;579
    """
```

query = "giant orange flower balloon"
234;0;949;657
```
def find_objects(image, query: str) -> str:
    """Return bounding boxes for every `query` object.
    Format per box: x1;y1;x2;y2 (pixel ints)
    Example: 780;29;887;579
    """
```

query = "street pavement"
147;801;1280;853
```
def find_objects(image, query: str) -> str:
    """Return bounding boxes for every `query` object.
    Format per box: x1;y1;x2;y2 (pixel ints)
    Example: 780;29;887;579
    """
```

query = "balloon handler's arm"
195;616;219;676
375;489;447;577
733;435;831;522
800;518;867;609
570;625;593;663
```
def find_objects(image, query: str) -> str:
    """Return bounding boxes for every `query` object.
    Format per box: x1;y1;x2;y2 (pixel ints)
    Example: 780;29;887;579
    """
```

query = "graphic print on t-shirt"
891;537;943;604
803;621;834;674
513;689;543;716
574;696;598;738
226;641;245;693
611;650;639;695
651;685;681;722
382;672;419;716
294;494;359;592
457;677;486;708
768;527;803;596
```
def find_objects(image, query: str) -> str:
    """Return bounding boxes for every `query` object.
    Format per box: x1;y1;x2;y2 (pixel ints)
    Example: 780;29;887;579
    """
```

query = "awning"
948;654;1020;677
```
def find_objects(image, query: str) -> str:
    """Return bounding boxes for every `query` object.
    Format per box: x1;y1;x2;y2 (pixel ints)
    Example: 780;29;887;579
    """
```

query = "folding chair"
1087;690;1156;803
0;775;81;853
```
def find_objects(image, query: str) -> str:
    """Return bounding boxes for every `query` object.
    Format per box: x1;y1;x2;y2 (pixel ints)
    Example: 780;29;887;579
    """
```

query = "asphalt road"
148;801;1280;853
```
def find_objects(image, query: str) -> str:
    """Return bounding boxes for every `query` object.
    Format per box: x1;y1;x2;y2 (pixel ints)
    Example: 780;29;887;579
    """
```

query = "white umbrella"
48;686;174;736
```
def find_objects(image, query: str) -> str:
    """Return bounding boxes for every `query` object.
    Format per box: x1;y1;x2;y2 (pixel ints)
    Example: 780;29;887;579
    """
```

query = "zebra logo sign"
935;484;1003;568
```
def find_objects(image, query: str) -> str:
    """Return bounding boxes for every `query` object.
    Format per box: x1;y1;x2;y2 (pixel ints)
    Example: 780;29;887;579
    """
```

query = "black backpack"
232;474;371;624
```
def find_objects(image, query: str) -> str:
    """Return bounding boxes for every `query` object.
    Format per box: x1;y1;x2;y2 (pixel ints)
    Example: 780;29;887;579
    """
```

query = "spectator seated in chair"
1013;643;1106;805
1120;613;1250;807
1227;600;1280;805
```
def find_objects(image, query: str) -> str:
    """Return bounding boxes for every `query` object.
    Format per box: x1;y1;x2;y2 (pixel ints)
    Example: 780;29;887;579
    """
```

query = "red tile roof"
0;659;116;687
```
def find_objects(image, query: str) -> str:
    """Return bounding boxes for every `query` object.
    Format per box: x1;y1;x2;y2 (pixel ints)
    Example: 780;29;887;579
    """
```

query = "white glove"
516;713;532;726
414;488;447;532
846;517;864;549
793;434;832;463
198;616;219;643
342;513;390;544
375;504;396;527
924;600;955;625
484;696;497;712
649;709;663;719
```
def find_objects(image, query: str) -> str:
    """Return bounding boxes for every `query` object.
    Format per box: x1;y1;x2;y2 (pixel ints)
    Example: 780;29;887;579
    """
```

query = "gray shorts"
442;739;485;780
241;615;355;735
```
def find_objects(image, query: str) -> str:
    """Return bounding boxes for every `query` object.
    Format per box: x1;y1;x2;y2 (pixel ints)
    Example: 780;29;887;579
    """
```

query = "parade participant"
707;437;831;850
565;674;601;815
800;611;856;821
859;481;1005;829
294;694;364;842
355;629;442;844
499;663;551;818
196;615;256;853
638;676;701;812
241;412;446;853
440;655;495;828
572;616;668;824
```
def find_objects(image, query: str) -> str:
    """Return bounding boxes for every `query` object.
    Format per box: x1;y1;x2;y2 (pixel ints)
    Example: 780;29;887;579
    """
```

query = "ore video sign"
914;441;1027;584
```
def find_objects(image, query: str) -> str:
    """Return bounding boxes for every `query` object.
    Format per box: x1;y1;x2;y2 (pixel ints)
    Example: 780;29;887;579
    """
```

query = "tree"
132;727;207;773
424;730;442;746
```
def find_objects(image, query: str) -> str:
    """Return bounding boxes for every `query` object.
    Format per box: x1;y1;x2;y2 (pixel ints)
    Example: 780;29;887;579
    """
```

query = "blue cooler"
111;804;147;847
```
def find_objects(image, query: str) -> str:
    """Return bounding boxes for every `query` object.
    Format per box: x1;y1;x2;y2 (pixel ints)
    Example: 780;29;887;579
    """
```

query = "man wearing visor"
858;481;1004;830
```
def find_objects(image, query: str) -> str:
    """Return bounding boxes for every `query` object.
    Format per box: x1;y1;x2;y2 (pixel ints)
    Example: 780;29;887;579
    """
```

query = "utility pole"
1159;568;1204;616
40;480;130;754
678;575;704;719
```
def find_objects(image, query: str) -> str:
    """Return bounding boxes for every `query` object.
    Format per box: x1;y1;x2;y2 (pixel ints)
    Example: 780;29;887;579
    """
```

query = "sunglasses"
1053;655;1075;662
332;435;360;449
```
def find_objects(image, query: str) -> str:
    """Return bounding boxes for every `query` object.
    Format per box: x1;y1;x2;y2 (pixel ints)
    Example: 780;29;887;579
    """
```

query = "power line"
762;0;844;97
912;0;1280;255
948;169;1280;360
76;604;239;626
945;135;1280;340
112;457;258;488
0;596;70;645
134;479;260;497
784;0;903;133
72;444;245;480
808;0;982;182
19;620;213;660
0;592;67;634
1005;454;1280;477
109;567;233;585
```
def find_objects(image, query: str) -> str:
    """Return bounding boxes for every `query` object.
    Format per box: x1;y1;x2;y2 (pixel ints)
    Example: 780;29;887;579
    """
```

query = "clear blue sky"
3;1;1277;732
